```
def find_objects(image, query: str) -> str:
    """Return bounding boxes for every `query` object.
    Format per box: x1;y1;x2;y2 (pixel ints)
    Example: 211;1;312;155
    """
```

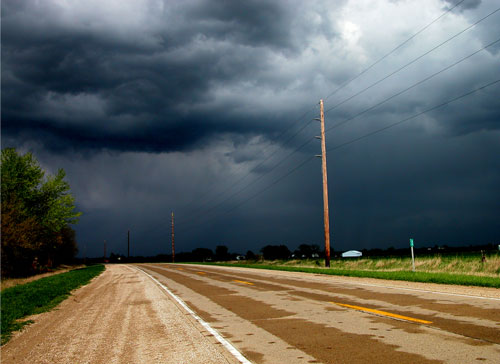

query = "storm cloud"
2;0;499;257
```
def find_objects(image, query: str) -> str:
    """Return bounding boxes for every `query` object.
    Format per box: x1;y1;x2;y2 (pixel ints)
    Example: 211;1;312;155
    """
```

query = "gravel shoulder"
1;264;241;364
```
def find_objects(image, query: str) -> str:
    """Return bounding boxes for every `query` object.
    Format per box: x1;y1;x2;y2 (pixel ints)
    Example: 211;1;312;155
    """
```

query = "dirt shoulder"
1;264;240;364
1;265;86;291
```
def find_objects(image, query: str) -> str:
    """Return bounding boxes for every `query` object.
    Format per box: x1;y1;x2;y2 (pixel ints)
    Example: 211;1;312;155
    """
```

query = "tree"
246;250;256;260
52;225;78;266
1;148;81;276
215;245;229;261
261;245;290;260
191;248;213;262
1;200;44;276
37;169;81;232
294;244;321;258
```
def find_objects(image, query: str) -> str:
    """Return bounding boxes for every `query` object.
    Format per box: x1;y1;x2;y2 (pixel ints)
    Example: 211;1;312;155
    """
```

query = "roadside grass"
1;264;86;291
321;253;500;276
1;264;105;345
195;253;500;288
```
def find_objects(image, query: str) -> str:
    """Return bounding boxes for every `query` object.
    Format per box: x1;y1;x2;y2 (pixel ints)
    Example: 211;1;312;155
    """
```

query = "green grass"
1;264;105;345
214;253;500;276
197;262;500;288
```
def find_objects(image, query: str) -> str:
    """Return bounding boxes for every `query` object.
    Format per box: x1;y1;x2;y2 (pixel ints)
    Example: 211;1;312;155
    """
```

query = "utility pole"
103;240;107;262
171;212;175;263
316;99;331;267
127;230;130;259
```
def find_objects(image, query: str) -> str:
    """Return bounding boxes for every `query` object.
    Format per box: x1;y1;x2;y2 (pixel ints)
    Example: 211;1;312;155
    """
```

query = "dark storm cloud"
186;0;298;50
1;0;341;153
3;0;498;155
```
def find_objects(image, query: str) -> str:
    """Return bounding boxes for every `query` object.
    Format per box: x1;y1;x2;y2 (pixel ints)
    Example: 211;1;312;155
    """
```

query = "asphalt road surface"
139;263;500;364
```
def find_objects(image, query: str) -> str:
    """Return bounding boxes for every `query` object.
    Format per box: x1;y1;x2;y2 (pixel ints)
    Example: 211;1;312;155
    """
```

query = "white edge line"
135;266;253;364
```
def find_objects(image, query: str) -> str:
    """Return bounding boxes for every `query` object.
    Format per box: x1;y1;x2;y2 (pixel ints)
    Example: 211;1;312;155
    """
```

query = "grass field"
0;264;105;345
202;252;500;288
245;252;500;276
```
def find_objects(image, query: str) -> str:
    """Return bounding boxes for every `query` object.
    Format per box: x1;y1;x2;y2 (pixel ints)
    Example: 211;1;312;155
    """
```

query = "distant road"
139;263;500;364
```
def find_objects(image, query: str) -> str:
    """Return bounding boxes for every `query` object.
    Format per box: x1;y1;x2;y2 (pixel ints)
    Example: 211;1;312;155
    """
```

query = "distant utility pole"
103;240;107;261
128;230;130;259
316;99;331;267
171;212;175;263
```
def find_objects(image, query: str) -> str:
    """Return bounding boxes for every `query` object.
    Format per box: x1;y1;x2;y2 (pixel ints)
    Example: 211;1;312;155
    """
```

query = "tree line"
105;244;324;263
103;242;499;264
1;148;81;277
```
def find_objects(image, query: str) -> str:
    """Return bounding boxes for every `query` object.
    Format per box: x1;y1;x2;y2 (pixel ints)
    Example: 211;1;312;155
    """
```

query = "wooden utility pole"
319;99;331;267
127;230;130;259
171;212;175;263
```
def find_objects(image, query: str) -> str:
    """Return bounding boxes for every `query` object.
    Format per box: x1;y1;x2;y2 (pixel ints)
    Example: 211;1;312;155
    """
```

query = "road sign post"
410;238;415;272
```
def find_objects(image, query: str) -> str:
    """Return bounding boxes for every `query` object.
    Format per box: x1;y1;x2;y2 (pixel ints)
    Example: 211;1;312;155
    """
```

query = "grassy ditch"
199;259;500;288
1;264;105;345
281;253;500;276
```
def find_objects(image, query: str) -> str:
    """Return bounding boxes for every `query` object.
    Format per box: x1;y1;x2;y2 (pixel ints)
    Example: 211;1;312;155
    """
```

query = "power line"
127;3;499;245
176;153;317;234
181;1;485;224
324;6;500;114
180;105;318;214
176;115;318;226
149;42;500;236
327;78;500;153
177;1;497;227
325;36;500;134
176;134;316;228
137;105;319;234
129;2;492;236
177;78;500;233
323;0;468;102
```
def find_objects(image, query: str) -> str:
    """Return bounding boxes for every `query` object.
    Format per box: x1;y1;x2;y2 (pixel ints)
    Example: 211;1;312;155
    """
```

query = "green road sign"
410;238;414;247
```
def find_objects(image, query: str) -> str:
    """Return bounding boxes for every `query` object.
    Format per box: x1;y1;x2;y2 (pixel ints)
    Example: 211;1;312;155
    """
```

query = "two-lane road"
139;263;500;364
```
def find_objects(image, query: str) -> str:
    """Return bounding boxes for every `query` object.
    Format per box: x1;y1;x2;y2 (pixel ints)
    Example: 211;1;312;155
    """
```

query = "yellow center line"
330;302;432;325
233;279;254;285
196;271;206;275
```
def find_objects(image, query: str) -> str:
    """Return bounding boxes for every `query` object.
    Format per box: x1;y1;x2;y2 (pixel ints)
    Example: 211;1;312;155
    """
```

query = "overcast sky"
2;0;499;257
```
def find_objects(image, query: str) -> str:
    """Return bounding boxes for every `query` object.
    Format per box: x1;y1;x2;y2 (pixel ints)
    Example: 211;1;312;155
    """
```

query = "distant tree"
191;248;213;262
1;148;81;276
246;250;256;260
215;245;229;261
294;244;321;258
261;245;290;260
108;252;126;263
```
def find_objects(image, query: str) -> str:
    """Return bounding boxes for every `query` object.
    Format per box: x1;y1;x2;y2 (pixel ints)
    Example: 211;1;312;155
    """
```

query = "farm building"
342;250;362;258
